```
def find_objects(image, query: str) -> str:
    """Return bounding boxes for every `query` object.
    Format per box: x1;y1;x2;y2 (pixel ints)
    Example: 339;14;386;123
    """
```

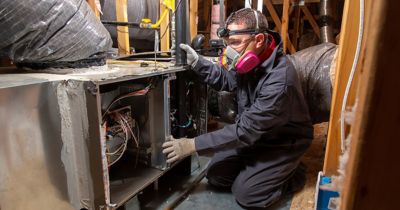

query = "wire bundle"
102;83;154;167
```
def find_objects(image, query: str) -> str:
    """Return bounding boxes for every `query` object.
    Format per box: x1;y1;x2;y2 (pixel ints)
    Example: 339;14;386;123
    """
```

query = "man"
162;8;313;209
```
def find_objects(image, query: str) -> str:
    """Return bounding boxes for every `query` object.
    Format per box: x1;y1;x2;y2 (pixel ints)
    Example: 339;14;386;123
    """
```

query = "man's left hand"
162;136;196;164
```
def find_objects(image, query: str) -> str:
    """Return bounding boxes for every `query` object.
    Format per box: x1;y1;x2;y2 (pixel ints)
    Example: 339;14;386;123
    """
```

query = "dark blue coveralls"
192;31;314;208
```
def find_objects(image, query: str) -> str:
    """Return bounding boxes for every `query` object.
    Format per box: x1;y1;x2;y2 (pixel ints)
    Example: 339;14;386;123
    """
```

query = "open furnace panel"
95;72;208;208
96;75;172;207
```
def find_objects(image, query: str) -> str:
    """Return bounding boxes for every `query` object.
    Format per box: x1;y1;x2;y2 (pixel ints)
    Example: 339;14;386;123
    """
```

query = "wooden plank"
341;1;400;209
87;0;100;18
301;5;320;39
281;0;290;53
323;0;360;176
189;0;199;41
264;0;296;53
202;0;212;47
115;0;130;55
160;0;170;51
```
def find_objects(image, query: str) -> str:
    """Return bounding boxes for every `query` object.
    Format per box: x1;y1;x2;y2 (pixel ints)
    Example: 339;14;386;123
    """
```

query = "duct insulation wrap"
0;0;112;69
287;43;337;124
101;0;159;50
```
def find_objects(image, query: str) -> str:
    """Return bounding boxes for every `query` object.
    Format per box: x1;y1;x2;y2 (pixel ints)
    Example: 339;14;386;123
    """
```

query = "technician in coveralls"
163;8;313;209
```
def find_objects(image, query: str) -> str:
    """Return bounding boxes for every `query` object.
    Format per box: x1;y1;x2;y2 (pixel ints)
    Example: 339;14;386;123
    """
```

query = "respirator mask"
218;10;267;74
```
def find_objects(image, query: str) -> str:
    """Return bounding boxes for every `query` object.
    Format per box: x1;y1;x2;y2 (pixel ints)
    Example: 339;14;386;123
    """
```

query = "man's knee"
232;180;282;208
205;160;240;189
206;169;235;189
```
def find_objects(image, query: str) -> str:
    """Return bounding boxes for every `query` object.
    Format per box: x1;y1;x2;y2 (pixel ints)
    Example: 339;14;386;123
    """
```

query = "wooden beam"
265;0;282;30
264;0;296;53
281;0;290;53
189;0;198;41
323;0;360;176
160;0;170;51
115;0;130;55
341;1;400;209
87;0;100;18
203;0;212;47
301;5;320;39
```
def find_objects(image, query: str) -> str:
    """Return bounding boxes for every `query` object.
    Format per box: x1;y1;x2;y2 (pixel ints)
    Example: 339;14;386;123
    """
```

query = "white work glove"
162;136;196;164
179;43;199;67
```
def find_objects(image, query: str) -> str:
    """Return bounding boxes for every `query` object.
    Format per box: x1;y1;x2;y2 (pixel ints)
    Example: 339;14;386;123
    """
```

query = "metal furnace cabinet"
0;66;203;210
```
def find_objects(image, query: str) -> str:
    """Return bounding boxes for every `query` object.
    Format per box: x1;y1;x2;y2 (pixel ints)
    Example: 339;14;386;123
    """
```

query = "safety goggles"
217;27;264;38
224;36;255;50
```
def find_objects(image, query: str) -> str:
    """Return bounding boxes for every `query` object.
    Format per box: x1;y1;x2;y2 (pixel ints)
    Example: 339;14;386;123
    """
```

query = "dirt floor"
290;123;328;210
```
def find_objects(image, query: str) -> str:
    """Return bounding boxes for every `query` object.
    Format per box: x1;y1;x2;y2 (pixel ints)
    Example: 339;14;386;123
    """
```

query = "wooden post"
87;0;100;18
203;0;212;47
281;0;290;53
115;0;130;55
160;0;170;51
189;0;198;41
323;0;360;176
341;1;400;209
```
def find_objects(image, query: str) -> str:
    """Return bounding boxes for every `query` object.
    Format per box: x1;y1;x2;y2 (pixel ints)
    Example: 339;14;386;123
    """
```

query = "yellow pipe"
150;9;169;28
140;0;175;29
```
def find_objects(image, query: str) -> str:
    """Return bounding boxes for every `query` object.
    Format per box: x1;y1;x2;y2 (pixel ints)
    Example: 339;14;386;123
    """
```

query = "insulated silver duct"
319;0;335;43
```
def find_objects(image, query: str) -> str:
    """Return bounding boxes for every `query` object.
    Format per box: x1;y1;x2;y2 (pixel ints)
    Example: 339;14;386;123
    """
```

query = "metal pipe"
319;0;335;43
101;20;141;28
175;0;189;66
219;0;225;28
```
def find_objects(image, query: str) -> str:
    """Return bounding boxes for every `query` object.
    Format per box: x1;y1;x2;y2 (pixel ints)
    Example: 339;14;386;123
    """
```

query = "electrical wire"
340;0;364;152
120;113;139;147
134;120;141;168
101;85;152;121
105;109;142;167
175;117;192;128
106;120;126;155
107;119;129;166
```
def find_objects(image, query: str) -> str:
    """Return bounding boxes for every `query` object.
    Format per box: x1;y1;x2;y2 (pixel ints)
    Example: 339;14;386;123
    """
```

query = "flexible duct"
101;0;159;42
0;0;112;67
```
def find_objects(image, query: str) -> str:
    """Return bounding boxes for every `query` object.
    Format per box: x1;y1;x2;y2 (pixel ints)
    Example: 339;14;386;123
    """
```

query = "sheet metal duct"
319;0;335;43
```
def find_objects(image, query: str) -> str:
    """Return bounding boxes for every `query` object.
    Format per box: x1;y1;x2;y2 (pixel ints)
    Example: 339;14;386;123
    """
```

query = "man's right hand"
162;136;196;164
179;44;199;67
